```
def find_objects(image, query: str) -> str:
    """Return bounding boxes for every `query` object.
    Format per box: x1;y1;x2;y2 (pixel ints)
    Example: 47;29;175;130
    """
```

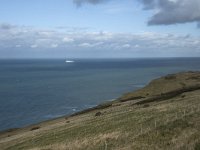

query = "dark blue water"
0;58;200;131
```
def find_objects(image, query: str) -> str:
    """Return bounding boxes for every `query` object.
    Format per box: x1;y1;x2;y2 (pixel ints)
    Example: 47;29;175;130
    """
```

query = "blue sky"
0;0;200;58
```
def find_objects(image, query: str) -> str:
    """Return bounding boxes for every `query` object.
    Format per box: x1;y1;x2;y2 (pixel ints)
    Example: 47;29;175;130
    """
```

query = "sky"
0;0;200;58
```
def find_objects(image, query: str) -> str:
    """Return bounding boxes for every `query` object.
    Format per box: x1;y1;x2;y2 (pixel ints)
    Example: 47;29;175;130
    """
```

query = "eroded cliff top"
119;71;200;102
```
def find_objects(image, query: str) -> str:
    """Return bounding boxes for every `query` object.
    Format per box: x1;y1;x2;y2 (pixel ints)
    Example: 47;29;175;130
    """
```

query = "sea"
0;58;200;131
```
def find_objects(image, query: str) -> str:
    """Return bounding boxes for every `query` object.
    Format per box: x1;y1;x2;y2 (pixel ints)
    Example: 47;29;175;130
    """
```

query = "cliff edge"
0;71;200;150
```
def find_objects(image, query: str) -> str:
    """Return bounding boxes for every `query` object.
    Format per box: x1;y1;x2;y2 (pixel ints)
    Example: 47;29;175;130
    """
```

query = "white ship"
65;60;74;63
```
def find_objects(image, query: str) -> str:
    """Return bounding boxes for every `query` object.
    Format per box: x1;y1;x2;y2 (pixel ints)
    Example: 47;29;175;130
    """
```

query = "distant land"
0;71;200;150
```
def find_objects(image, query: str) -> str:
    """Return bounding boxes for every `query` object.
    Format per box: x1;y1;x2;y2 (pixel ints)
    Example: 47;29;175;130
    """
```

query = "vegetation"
0;71;200;150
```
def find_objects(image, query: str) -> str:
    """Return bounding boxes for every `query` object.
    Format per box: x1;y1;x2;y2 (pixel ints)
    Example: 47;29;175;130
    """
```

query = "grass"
0;72;200;150
3;94;200;150
195;142;200;150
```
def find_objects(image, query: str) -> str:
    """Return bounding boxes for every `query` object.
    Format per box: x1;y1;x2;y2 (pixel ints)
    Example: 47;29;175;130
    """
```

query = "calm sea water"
0;58;200;131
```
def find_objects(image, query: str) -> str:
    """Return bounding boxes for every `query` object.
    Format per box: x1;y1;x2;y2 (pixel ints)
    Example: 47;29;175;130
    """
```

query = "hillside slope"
0;71;200;150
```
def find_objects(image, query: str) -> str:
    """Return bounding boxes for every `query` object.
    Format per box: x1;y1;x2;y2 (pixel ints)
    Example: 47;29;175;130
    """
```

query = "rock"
95;112;102;117
30;126;40;131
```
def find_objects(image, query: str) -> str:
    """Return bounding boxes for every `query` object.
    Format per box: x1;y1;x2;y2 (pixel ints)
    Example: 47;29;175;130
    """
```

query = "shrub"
195;142;200;150
165;74;176;80
95;112;102;117
30;126;40;131
143;104;150;108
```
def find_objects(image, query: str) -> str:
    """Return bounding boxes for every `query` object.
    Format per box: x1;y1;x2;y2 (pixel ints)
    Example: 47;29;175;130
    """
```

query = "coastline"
1;58;200;132
1;71;200;134
1;71;200;150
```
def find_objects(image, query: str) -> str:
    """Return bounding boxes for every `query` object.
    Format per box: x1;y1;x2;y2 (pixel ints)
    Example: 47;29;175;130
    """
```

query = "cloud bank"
0;23;199;58
74;0;200;26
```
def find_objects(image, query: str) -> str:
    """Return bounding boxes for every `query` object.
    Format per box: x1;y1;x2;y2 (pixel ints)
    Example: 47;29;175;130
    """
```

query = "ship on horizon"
65;60;74;63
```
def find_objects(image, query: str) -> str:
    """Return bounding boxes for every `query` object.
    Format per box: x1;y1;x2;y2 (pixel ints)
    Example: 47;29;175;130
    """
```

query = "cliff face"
0;72;200;150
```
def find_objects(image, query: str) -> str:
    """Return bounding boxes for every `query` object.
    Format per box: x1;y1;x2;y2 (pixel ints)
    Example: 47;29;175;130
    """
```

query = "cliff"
0;71;200;150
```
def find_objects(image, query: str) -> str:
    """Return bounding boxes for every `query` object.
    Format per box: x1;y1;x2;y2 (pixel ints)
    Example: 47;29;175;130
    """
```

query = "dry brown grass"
1;72;200;150
29;131;120;150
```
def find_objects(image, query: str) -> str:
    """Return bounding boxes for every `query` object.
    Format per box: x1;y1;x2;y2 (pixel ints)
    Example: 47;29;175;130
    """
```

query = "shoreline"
1;71;200;150
1;71;200;135
0;98;117;136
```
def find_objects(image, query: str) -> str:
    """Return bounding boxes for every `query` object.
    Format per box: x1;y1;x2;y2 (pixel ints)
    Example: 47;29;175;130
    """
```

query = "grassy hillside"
0;71;200;150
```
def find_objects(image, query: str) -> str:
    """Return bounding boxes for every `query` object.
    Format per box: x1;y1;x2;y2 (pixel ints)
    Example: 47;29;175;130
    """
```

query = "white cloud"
122;44;131;48
30;44;38;48
0;23;200;58
15;44;21;48
134;44;140;48
79;42;92;47
63;37;74;43
51;44;58;48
